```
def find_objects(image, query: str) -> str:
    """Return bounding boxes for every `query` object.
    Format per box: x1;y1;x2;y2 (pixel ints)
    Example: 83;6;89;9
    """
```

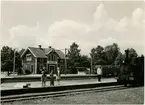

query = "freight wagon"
94;65;120;77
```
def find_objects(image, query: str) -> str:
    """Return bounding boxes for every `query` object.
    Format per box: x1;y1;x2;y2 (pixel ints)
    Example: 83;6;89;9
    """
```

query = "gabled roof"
45;48;55;55
19;49;25;56
28;47;47;58
21;46;65;59
55;50;65;59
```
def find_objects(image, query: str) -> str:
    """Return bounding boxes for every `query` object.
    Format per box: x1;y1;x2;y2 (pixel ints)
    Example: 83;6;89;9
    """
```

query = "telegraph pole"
64;48;67;75
13;49;16;74
91;56;92;74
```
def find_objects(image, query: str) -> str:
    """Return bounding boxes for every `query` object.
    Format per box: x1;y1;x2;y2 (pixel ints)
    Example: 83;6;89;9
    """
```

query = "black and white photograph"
0;0;144;104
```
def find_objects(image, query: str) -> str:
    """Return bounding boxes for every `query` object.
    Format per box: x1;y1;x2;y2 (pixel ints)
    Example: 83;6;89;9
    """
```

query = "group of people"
41;67;61;87
41;65;102;87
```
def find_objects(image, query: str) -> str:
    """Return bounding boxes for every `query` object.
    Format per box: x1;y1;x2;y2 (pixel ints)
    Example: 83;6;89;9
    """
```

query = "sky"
0;1;145;55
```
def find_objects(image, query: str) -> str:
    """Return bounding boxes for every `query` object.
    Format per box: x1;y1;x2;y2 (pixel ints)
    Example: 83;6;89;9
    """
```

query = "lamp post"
59;48;69;75
90;53;95;74
64;48;69;75
90;56;93;74
13;48;18;75
90;50;97;74
13;49;16;75
91;55;95;73
64;48;67;75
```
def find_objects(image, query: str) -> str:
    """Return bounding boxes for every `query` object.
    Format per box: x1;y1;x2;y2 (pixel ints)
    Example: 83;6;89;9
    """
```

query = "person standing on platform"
50;70;54;86
56;67;61;85
41;67;47;87
97;65;102;82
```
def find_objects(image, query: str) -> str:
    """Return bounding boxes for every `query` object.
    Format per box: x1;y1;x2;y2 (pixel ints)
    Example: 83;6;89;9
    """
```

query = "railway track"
1;85;127;103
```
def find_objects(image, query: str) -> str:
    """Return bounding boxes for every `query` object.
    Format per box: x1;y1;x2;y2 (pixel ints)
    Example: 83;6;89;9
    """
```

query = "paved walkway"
1;78;117;90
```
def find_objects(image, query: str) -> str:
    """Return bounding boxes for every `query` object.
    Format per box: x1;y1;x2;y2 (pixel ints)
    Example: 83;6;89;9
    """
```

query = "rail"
1;84;127;103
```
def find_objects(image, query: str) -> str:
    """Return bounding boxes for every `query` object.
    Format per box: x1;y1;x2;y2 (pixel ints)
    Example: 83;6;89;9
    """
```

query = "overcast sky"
0;1;145;55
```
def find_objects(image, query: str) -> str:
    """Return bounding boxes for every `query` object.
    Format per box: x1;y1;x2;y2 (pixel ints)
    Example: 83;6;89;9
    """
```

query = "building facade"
21;45;65;74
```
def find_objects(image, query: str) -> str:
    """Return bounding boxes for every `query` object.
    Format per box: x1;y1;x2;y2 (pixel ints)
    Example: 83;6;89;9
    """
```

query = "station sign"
47;61;57;64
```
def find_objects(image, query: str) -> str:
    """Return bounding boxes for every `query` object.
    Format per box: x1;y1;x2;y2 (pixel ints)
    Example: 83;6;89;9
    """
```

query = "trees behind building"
67;42;142;74
1;46;22;75
1;43;142;75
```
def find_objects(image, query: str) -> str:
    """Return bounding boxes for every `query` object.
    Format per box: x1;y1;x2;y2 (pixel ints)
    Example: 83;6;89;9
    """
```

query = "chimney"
38;45;42;49
49;46;52;48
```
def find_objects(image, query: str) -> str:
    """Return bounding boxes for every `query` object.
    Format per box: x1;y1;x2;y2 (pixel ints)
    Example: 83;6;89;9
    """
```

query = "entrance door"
49;65;55;73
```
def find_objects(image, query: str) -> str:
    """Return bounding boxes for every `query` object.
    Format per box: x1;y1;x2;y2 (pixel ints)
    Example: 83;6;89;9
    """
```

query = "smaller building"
21;45;65;74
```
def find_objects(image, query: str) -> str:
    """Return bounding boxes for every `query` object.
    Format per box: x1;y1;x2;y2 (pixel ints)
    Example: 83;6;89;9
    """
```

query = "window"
31;65;33;73
51;55;53;61
40;58;42;63
25;65;27;69
44;58;47;62
48;55;50;61
24;65;27;69
54;55;56;61
40;58;45;63
26;54;32;61
37;58;40;62
48;54;56;61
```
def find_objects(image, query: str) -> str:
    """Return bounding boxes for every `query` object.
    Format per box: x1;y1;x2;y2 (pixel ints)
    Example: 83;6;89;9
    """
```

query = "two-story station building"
21;45;65;74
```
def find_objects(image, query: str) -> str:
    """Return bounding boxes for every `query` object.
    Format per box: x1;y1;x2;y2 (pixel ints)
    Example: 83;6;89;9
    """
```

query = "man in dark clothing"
41;67;47;87
50;70;54;86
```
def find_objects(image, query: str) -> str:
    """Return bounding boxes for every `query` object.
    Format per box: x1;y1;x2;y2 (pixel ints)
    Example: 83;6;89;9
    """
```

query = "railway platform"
1;78;118;99
1;74;99;83
1;78;116;90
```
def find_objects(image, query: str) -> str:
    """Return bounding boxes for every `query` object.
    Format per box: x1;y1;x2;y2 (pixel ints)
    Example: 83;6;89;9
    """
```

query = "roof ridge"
55;49;61;51
29;47;47;50
22;46;64;59
28;46;59;49
28;46;38;48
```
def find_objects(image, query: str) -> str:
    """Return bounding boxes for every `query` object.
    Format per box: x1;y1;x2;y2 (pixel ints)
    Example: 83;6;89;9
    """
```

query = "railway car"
94;65;120;77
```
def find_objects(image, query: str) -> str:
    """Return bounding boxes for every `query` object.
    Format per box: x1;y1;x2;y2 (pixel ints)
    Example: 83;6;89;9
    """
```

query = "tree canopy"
1;42;142;75
67;42;81;73
89;43;120;66
1;46;22;75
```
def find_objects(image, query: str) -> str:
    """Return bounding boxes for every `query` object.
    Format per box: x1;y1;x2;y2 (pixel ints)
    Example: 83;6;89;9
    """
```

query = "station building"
21;45;65;74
